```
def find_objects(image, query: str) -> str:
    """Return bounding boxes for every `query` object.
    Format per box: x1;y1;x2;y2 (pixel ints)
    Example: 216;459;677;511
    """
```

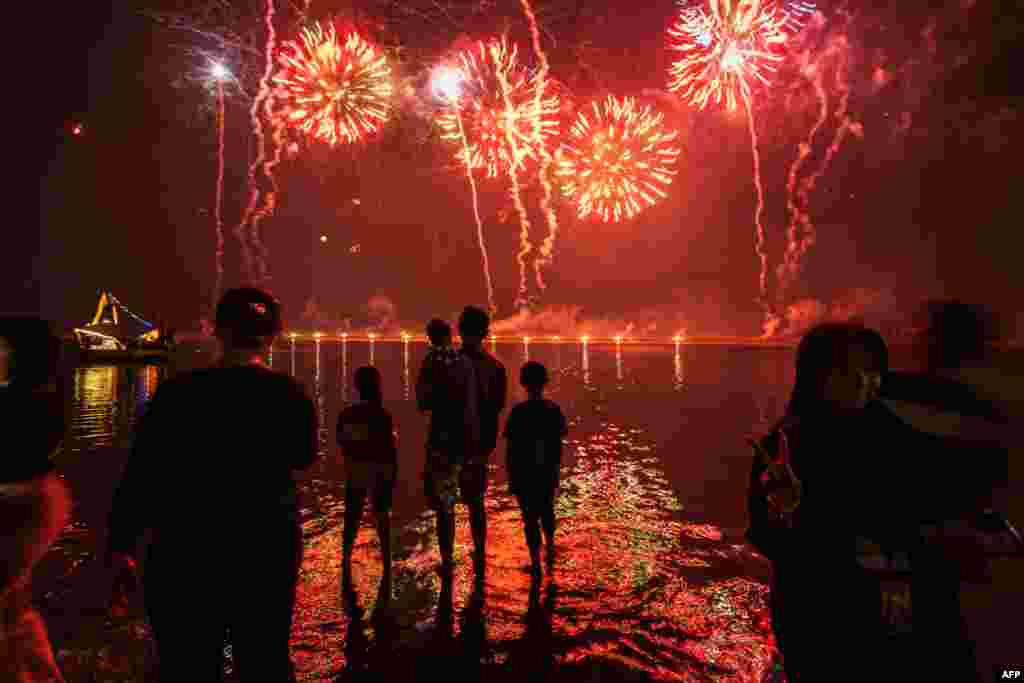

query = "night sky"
22;0;1024;335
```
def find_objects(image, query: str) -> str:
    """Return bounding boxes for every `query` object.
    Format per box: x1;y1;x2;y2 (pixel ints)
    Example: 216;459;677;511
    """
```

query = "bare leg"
375;511;392;604
468;498;487;579
436;507;455;574
342;491;367;592
541;497;556;569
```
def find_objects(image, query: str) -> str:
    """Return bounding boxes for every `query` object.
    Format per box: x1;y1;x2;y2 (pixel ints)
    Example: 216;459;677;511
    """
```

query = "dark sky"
21;0;1024;335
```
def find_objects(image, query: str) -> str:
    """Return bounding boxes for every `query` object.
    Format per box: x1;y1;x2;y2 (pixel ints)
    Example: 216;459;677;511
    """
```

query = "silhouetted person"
337;365;397;606
0;317;69;682
455;307;507;581
418;308;506;581
504;361;567;578
749;323;1006;681
106;288;318;682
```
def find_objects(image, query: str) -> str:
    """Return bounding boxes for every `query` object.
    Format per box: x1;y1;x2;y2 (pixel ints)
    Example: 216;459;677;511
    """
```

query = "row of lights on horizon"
286;332;686;343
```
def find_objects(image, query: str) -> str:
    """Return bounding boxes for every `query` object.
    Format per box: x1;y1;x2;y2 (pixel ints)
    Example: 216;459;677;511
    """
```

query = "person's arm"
744;433;793;560
494;363;507;416
290;382;319;471
503;410;517;485
385;413;398;465
107;382;168;562
415;359;434;412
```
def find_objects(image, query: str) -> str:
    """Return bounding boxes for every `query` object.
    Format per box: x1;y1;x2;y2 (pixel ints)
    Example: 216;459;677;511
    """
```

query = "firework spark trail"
741;89;771;321
492;43;534;311
249;114;285;287
456;108;496;315
782;45;855;303
520;0;559;293
779;66;827;302
213;82;226;309
235;0;276;285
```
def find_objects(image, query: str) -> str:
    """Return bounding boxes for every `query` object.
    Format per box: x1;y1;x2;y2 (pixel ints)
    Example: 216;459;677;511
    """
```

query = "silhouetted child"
337;366;397;604
417;320;473;513
503;361;567;578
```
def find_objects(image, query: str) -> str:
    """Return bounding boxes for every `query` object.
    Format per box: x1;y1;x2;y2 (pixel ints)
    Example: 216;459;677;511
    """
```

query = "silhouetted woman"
0;317;70;682
747;323;891;680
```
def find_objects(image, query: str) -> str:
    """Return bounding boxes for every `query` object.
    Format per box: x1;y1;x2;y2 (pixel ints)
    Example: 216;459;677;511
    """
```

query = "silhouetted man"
421;307;506;581
106;288;318;682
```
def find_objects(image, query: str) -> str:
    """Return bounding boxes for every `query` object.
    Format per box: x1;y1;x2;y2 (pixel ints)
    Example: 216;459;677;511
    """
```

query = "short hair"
520;361;549;389
458;306;490;338
426;318;452;346
0;316;61;390
354;366;382;401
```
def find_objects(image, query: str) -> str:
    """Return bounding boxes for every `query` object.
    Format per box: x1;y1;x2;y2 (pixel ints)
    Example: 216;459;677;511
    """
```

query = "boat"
73;292;172;363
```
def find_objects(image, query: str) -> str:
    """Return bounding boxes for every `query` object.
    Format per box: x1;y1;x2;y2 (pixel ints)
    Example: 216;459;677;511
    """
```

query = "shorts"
424;455;489;510
345;460;396;513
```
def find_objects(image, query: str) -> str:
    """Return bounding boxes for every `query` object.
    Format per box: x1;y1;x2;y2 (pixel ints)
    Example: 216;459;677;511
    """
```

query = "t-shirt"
336;402;397;465
107;363;318;555
503;398;568;492
461;347;507;455
0;386;64;483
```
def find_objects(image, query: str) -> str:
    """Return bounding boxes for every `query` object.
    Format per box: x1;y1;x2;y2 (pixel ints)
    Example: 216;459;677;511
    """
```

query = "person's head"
354;365;382;404
457;306;490;348
426;318;452;347
852;326;887;403
520;361;549;396
787;323;875;419
918;300;995;370
214;288;282;352
0;317;62;391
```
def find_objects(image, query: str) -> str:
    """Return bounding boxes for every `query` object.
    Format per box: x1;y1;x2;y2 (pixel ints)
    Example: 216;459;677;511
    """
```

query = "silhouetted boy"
107;288;317;682
337;366;397;604
504;361;567;578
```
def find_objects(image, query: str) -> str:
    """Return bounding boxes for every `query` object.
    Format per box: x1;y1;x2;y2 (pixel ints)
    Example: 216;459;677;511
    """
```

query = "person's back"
114;364;317;547
505;397;566;494
337;400;397;466
106;288;317;683
459;344;505;458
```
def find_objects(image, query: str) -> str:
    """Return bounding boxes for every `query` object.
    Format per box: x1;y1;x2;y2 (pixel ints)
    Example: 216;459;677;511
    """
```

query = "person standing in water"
504;361;568;579
106;288;318;682
337;366;398;606
0;317;70;682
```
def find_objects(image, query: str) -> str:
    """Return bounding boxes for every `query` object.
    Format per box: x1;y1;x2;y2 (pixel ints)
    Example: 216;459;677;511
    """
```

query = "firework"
519;0;560;293
272;23;392;146
212;64;227;308
436;38;559;179
556;96;680;223
431;66;497;315
667;0;788;112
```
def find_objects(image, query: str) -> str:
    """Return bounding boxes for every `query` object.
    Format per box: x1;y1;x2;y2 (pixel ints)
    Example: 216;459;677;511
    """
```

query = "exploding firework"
436;38;559;179
556;96;680;223
667;0;788;112
272;23;392;146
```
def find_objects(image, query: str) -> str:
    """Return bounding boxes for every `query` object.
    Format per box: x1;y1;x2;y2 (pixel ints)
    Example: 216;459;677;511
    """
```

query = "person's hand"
879;580;912;627
108;553;138;619
748;432;802;520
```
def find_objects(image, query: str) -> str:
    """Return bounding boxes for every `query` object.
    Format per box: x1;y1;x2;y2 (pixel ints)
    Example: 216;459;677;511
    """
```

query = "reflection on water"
674;347;684;393
46;345;792;681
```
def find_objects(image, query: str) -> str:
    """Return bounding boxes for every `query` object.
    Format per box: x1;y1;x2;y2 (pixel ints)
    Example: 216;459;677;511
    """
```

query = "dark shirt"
336;402;397;465
504;398;568;494
460;347;507;454
0;386;64;483
416;347;472;453
107;364;318;556
746;401;1008;563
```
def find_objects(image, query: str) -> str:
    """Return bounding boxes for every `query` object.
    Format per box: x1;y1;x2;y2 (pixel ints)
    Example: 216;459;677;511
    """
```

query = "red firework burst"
667;0;788;111
556;95;681;223
272;23;392;146
436;38;559;179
